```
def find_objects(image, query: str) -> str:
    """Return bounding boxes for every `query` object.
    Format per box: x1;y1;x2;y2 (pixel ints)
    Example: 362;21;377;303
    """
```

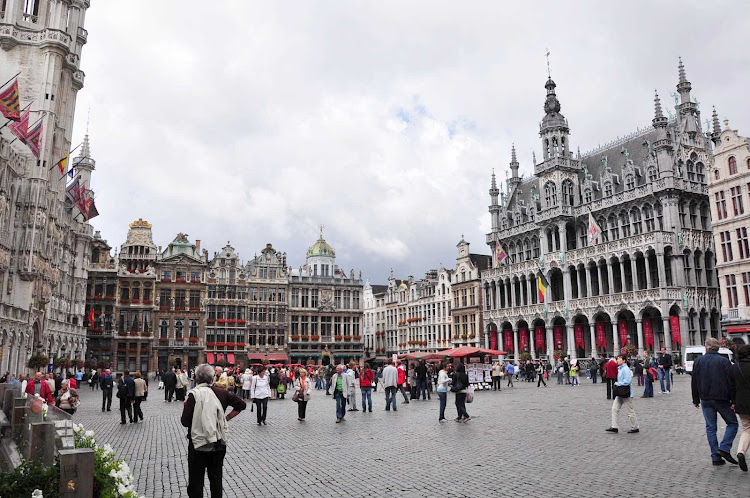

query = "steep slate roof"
469;254;492;271
370;284;389;295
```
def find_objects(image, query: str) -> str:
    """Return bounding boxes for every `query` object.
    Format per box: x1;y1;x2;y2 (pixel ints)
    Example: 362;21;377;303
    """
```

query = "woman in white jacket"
436;362;452;422
293;368;313;421
250;366;271;425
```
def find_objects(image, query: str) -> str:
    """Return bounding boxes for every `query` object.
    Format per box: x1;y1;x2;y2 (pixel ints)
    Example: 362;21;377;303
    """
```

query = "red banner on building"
619;319;629;346
519;328;529;352
670;315;682;346
574;324;585;350
504;331;513;352
596;321;606;351
553;326;564;350
535;326;545;352
490;330;498;350
643;317;654;349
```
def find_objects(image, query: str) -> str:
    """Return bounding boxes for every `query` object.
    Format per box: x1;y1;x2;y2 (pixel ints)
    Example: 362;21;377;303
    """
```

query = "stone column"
636;318;644;356
606;261;614;295
630;257;638;291
656;251;667;286
529;327;536;360
663;316;673;355
585;265;594;297
589;323;598;358
612;320;620;356
567;324;576;359
620;260;628;292
527;278;533;306
546;326;554;359
644;255;653;289
558;222;568;252
513;328;519;360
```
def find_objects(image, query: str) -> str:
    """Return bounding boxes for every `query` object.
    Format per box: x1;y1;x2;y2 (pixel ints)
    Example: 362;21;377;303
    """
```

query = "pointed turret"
74;132;96;198
509;144;520;182
489;169;500;231
652;90;667;129
539;74;570;161
677;57;692;104
711;106;722;146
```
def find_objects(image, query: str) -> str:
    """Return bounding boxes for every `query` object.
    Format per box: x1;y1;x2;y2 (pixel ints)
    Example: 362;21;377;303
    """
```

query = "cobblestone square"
72;375;746;497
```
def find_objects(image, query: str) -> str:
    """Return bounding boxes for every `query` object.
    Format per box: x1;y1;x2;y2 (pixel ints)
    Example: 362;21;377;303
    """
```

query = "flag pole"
0;71;21;92
59;157;85;180
50;141;83;170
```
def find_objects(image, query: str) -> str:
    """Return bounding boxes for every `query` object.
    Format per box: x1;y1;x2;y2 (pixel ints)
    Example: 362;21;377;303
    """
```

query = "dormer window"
604;182;613;197
648;167;658;182
583;188;592;204
625;175;635;190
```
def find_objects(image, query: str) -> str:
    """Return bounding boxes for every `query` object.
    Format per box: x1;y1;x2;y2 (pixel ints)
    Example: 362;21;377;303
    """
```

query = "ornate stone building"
287;229;363;365
482;60;719;361
246;243;288;364
205;243;248;367
114;219;157;373
154;233;207;372
363;281;388;360
84;231;116;369
708;116;750;345
0;0;93;374
452;239;490;349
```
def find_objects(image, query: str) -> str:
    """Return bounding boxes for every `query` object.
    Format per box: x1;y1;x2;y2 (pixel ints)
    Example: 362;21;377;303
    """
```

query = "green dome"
306;229;335;258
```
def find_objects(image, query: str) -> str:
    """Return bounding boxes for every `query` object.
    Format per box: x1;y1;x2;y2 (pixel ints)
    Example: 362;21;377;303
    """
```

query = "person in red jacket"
360;363;375;412
25;372;54;404
604;358;619;400
397;362;410;404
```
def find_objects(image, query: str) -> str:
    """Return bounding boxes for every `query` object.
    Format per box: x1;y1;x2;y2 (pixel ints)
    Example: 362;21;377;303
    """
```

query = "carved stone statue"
601;156;608;169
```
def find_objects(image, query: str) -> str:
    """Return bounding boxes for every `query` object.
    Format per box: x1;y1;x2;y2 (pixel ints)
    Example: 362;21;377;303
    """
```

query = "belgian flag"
538;273;549;303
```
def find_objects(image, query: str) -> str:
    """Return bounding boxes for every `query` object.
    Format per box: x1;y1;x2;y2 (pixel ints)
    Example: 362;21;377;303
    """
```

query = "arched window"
729;156;737;175
700;203;709;230
583;188;592;204
598;217;609;242
631;207;642;235
625;175;635;190
655;202;664;230
604;182;613;197
648;167;658;182
514;211;521;226
687;160;695;181
562;180;574;206
747;158;750;171
608;215;619;240
620;211;631;237
696;162;705;183
643;204;655;232
679;201;687;227
552;137;559;155
714;169;720;180
545;182;557;207
689;201;698;228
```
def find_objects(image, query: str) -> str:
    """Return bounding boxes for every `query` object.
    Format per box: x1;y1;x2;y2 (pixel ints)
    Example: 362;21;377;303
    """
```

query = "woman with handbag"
241;368;253;400
451;363;470;423
293;368;312;421
251;366;271;425
607;354;639;434
56;379;80;415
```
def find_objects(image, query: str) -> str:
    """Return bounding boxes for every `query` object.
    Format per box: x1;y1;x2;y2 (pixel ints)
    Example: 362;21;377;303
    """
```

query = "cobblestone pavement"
71;375;746;497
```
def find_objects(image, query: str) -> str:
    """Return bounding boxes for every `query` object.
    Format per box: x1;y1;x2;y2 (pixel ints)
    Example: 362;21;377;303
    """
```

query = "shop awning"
267;354;288;362
206;353;215;364
227;353;236;364
727;326;750;334
248;353;265;360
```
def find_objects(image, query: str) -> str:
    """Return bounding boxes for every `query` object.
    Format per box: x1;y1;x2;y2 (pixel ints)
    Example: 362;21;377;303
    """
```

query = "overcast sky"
73;1;750;283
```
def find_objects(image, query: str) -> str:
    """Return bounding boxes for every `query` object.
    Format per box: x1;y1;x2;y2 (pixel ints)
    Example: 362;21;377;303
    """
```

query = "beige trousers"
611;396;639;430
739;414;750;455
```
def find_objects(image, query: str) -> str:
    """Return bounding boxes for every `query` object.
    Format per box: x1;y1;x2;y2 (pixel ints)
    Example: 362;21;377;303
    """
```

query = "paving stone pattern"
72;376;746;497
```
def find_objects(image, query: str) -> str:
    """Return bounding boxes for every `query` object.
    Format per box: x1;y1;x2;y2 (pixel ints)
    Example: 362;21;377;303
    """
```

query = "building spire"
652;90;667;129
490;168;497;190
678;57;687;84
710;106;722;146
677;57;692;104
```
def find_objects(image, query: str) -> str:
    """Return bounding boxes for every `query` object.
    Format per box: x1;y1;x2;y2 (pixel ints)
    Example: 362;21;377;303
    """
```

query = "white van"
683;345;734;374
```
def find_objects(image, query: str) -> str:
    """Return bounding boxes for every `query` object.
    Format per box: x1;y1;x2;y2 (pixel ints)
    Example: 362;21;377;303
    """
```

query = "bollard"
58;448;95;498
29;421;56;467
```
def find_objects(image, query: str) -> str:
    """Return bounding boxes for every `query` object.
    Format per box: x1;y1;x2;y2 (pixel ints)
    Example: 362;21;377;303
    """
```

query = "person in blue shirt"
606;354;639;434
506;363;515;388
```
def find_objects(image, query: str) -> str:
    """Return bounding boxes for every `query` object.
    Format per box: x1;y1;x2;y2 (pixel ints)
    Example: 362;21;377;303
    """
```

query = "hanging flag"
0;79;21;121
618;319;629;347
535;326;545;352
537;273;549;303
494;240;507;268
87;308;95;329
588;212;602;246
66;177;81;204
553;326;564;349
85;199;99;221
643;317;654;350
25;120;43;158
519;328;529;352
669;315;682;346
9;109;30;143
596;322;607;351
504;331;513;352
56;152;70;175
574;324;585;350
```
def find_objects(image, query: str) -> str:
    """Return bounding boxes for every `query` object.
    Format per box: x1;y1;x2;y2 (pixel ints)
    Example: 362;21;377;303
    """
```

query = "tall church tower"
0;0;94;375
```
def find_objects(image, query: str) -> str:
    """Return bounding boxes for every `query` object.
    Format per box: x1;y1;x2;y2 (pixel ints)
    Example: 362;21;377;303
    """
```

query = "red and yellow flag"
0;80;21;121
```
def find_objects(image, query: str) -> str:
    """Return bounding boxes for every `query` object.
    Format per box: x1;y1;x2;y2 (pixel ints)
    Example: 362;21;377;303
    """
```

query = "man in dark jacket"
603;358;619;400
692;338;738;466
117;370;136;424
658;346;673;393
100;368;114;411
163;367;177;402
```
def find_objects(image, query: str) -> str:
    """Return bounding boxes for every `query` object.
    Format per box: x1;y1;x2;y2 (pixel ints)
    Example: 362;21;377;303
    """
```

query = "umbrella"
399;351;449;361
442;346;506;358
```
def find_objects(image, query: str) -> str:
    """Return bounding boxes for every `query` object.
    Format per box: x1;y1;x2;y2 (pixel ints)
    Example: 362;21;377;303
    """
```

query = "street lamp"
36;341;43;354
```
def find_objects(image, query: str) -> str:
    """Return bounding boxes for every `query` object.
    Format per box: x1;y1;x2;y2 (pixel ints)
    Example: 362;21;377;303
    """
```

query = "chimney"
196;240;201;251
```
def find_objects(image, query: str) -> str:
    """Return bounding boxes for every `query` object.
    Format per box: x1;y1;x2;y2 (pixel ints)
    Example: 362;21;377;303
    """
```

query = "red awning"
227;353;235;364
206;353;215;364
267;353;288;362
442;346;506;358
727;326;750;334
247;353;265;360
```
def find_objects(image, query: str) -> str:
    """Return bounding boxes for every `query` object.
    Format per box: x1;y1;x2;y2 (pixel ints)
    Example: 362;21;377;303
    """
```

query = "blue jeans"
644;375;653;397
659;368;671;392
361;387;372;411
334;391;347;420
701;399;739;462
417;378;428;399
384;386;397;410
438;391;447;420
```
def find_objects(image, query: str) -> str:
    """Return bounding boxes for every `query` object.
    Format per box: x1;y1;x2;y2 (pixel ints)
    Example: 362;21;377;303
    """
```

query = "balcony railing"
729;308;739;319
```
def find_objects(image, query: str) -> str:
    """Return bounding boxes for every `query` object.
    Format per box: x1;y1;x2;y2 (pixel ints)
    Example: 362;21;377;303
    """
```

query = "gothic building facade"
246;243;288;364
482;60;720;361
0;0;94;374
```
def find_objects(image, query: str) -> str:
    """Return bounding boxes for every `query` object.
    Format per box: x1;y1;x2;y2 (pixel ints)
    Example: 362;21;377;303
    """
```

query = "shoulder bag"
614;384;630;398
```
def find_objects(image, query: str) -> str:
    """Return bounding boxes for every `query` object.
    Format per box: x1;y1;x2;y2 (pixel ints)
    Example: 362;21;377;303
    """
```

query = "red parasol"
442;346;506;357
399;351;449;361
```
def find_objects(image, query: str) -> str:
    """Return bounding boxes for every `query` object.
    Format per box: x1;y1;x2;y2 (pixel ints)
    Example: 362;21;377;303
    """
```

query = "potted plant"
620;344;638;357
189;337;199;343
27;353;49;370
519;352;532;361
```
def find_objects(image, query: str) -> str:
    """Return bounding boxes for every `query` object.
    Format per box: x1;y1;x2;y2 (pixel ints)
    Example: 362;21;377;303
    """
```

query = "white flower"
84;430;94;438
31;490;44;498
